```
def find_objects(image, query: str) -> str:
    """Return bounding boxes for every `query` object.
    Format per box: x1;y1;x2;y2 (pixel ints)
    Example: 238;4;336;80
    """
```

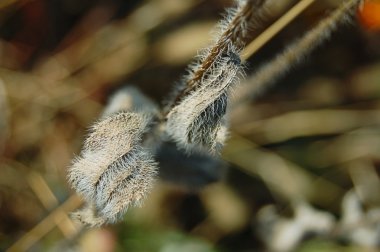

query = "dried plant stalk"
167;0;268;110
234;0;363;103
68;112;157;226
164;0;271;153
0;79;8;153
241;0;315;61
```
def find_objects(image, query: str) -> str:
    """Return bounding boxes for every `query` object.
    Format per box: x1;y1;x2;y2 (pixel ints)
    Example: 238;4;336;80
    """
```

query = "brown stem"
167;0;267;113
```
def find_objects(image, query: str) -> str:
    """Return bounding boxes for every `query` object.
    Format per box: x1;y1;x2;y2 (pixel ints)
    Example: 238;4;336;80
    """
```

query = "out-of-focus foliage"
0;0;380;251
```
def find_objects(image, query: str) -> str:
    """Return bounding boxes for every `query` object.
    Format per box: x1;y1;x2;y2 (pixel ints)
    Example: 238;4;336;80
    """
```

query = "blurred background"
1;0;380;251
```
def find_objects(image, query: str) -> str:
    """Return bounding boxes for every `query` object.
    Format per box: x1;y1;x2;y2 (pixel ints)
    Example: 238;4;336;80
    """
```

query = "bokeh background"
1;0;380;251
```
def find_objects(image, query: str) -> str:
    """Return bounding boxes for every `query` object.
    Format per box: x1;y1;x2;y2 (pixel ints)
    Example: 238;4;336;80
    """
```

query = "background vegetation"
0;0;379;251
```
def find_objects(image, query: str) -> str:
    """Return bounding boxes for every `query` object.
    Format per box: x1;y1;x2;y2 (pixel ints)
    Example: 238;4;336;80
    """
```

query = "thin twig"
167;0;268;111
186;0;260;87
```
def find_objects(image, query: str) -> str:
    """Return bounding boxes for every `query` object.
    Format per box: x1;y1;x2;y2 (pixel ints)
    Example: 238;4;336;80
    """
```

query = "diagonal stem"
241;0;316;61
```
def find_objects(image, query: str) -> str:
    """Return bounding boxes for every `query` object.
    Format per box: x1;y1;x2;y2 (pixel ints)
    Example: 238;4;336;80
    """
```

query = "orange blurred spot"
359;0;380;30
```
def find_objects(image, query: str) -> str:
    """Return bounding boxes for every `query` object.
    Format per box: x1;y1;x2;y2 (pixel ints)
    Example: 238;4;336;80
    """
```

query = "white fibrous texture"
102;86;162;153
164;0;262;113
166;47;242;154
163;0;253;154
68;112;157;226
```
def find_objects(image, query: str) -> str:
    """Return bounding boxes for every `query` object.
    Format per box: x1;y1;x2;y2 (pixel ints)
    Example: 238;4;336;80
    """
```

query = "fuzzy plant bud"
68;112;157;226
166;46;243;154
102;86;162;153
163;0;263;154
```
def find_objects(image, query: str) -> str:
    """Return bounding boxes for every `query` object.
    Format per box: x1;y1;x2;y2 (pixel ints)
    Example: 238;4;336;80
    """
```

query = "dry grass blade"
235;0;362;103
223;134;344;205
0;78;8;152
241;0;316;61
27;172;78;238
235;109;380;144
6;195;83;252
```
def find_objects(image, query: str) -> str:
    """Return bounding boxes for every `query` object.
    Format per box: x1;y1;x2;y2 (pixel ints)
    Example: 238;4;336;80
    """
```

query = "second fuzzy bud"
166;46;243;154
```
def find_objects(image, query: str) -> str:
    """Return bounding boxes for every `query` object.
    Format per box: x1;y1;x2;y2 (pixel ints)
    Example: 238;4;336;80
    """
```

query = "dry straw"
235;0;363;103
0;79;8;153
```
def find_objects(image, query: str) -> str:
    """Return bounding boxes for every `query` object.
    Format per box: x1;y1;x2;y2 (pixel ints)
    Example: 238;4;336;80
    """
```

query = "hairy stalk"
166;0;268;111
164;0;276;153
234;0;362;104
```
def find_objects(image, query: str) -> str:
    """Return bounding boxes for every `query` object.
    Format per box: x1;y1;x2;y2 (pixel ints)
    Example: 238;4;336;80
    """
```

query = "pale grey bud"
68;112;157;226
